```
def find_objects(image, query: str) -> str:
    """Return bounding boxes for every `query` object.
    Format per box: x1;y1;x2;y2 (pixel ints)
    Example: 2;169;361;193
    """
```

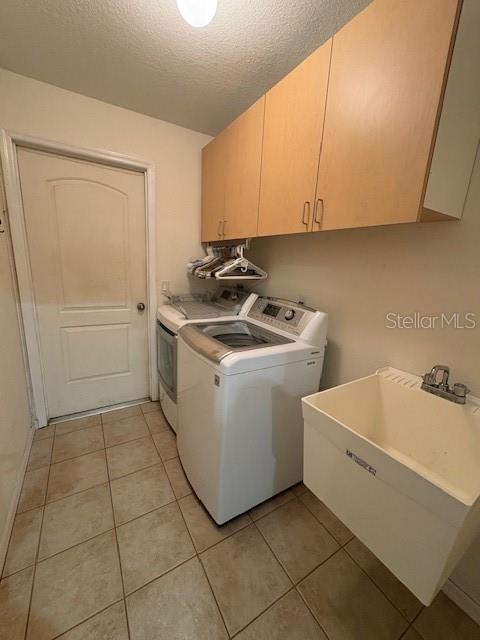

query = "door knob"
137;302;146;311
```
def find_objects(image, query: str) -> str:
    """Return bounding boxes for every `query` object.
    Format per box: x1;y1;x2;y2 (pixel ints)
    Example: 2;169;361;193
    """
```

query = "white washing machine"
177;296;328;524
156;287;257;431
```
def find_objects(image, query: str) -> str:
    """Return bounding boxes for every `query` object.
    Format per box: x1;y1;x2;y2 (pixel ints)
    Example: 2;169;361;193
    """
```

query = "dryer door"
157;321;177;401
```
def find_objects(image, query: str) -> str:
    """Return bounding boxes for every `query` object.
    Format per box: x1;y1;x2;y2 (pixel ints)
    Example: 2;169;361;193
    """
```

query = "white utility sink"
302;367;480;604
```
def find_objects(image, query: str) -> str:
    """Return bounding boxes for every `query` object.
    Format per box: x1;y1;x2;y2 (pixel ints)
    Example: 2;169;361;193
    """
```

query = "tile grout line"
101;433;154;453
296;491;355;546
10;480;415;640
196;558;231;638
123;553;199;600
249;492;297;523
286;528;356;639
0;477;40;579
19;477;110;514
47;598;125;640
251;514;338;640
25;435;54;473
252;495;347;583
103;431;157;451
45;476;108;507
52;421;101;436
23;439;54;640
255;493;345;543
191;514;253;555
46;435;162;507
295;583;333;640
35;526;118;571
176;497;232;638
23;448;177;638
343;543;419;627
51;408;157;445
103;446;133;640
289;524;417;640
229;507;349;640
114;496;178;529
217;519;300;637
399;605;427;640
3;404;158;637
228;586;299;639
149;427;178;463
107;434;293;636
8;421;429;640
294;538;351;588
17;438;177;571
251;516;296;585
50;441;105;466
247;497;347;640
113;435;176;638
20;490;178;574
157;445;234;637
231;584;316;638
107;453;167;482
51;444;105;467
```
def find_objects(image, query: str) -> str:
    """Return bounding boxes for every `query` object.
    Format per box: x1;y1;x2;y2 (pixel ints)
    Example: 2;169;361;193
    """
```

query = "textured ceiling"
0;0;371;134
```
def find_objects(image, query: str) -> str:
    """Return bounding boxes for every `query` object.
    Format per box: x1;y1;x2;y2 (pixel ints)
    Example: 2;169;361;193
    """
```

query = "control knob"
284;309;295;321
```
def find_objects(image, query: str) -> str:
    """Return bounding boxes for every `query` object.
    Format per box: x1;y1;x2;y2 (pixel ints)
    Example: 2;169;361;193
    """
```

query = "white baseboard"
443;578;480;626
0;426;35;575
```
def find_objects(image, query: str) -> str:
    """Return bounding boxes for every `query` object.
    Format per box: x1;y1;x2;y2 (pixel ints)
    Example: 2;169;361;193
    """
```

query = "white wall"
251;156;480;395
0;179;32;567
0;67;211;564
250;150;480;613
0;68;212;296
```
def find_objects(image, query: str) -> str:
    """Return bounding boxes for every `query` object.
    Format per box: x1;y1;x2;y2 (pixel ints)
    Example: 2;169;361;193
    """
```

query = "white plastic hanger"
214;244;267;280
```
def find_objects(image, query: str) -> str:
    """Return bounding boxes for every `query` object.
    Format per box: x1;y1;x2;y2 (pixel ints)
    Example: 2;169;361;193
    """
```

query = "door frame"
0;129;158;427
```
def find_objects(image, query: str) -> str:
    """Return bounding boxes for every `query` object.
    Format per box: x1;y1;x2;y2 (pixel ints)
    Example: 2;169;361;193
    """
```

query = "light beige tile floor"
1;400;480;640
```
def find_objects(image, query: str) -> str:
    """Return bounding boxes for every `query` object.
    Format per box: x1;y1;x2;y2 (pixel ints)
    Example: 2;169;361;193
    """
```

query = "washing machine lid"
157;304;187;333
179;320;293;364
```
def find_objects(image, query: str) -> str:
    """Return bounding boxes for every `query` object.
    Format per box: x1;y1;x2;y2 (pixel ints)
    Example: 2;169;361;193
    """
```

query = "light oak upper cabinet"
315;0;460;232
257;40;332;237
223;97;265;240
201;98;265;242
201;131;227;242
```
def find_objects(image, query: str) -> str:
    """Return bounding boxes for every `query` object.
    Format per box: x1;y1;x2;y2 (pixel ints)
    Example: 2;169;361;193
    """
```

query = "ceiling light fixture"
176;0;217;28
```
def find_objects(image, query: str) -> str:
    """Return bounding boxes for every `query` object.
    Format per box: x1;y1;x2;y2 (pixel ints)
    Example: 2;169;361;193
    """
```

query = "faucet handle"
453;383;470;400
423;371;436;386
430;364;450;387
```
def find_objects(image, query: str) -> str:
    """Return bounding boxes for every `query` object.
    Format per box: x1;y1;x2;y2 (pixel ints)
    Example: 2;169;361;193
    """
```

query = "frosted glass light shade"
176;0;217;27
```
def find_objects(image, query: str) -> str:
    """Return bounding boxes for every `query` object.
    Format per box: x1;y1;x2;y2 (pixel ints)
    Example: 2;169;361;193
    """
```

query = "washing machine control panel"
248;297;314;336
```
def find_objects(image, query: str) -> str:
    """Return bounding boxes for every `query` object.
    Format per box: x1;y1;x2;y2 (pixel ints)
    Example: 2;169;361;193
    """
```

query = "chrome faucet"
421;364;470;404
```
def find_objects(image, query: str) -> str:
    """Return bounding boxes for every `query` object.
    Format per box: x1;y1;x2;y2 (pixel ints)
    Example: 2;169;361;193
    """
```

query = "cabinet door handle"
217;220;223;238
302;201;311;228
223;220;227;237
314;198;324;228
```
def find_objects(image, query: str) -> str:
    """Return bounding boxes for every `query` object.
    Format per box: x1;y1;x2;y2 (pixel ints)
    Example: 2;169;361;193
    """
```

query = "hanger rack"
187;241;267;281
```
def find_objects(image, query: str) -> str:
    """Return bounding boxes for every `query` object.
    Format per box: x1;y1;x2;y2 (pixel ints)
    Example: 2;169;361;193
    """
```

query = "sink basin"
302;367;480;604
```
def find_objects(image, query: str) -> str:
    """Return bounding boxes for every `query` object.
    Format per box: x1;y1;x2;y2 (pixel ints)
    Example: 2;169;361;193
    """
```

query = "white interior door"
17;148;149;418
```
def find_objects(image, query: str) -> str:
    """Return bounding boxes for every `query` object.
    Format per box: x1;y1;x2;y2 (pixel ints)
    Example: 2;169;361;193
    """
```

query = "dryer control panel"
247;296;315;336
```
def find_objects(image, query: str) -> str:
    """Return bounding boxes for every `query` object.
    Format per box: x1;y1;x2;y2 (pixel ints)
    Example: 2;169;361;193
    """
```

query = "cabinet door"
257;41;332;237
223;97;265;240
315;0;459;232
423;0;480;219
201;132;227;242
